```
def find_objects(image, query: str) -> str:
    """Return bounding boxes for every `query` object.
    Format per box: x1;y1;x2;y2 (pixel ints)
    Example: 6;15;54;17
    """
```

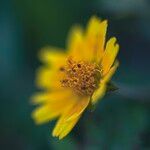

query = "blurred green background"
0;0;150;149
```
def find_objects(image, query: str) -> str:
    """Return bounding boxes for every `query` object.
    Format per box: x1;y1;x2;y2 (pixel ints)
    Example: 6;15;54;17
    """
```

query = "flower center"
60;57;101;96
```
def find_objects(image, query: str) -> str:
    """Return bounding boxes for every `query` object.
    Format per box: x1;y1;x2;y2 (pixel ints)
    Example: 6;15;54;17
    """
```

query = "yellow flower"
31;16;119;140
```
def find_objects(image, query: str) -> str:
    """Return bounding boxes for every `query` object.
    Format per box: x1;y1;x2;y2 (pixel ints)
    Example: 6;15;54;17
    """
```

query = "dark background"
0;0;150;149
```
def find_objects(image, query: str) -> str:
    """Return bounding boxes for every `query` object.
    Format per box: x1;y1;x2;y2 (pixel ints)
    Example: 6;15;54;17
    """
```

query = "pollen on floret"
60;57;102;96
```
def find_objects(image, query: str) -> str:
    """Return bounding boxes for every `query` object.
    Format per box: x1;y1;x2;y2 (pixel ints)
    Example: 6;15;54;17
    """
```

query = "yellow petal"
31;105;60;124
92;83;106;104
101;37;119;76
52;102;75;137
67;25;86;60
52;114;65;137
92;61;119;104
35;67;62;90
58;115;81;139
52;97;89;139
31;91;74;125
39;47;66;68
86;16;108;62
31;90;72;105
52;113;80;140
31;93;51;104
103;60;119;83
65;97;90;121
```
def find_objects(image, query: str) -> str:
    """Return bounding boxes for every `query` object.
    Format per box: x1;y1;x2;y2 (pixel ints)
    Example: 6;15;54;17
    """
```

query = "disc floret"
60;57;101;96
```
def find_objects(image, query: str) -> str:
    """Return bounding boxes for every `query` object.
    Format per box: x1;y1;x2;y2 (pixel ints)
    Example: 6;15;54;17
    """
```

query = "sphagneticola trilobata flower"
31;16;119;140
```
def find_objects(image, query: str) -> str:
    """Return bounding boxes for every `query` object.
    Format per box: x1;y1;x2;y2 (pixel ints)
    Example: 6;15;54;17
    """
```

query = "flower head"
31;16;119;139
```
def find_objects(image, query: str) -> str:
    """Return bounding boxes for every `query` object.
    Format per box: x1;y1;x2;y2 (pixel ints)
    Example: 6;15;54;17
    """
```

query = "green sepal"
106;82;118;92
